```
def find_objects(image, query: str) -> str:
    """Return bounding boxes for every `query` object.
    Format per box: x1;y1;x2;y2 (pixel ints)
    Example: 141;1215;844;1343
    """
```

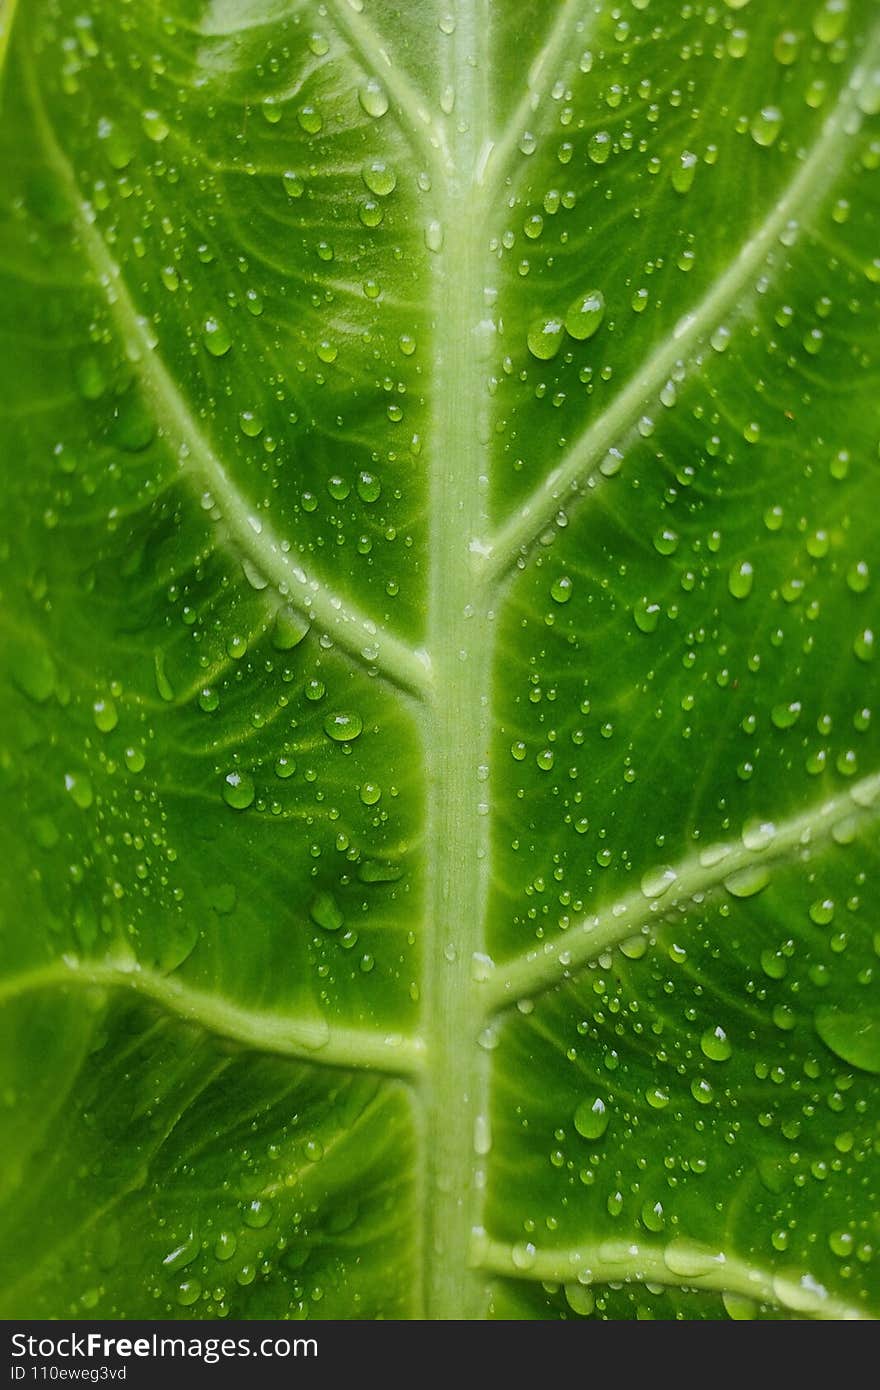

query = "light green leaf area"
1;0;879;1320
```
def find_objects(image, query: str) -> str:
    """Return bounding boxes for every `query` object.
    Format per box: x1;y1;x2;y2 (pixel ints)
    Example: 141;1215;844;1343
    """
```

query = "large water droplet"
564;289;605;341
574;1096;609;1140
222;770;254;810
814;1007;880;1073
310;891;344;932
324;711;363;743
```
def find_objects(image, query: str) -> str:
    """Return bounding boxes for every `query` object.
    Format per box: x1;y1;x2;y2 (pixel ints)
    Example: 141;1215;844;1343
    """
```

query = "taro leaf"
1;0;880;1321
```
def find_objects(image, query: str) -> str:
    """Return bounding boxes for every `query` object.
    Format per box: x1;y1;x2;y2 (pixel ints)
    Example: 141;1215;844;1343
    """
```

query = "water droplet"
847;560;870;593
64;772;93;810
424;219;444;253
511;1242;537;1270
214;1231;237;1262
473;1113;492;1156
202;317;231;357
812;0;849;44
664;1239;721;1279
574;1096;609;1140
141;109;169;142
671;150;697;194
176;1279;201;1307
653;527;679;556
358;79;389;117
640;865;677;900
221;770;254;810
633;596;660;634
700;1025;732;1062
645;1086;670;1110
282;169;305;199
297;104;323;134
588;131;611;164
358;859;403;883
244;1198;272;1229
854;629;875;663
814;1007;880;1073
527;316;564;361
92;696;118;733
124;746;145;773
272;607;310;651
691;1076;714;1105
742;818;776;851
724;865;769;898
564;289;605;341
162;1232;199;1271
771;701;801;730
750;106;783;147
310;891;344;931
773;30;801;65
356;470;381;502
564;1283;595;1316
362;159;396;196
641;1199;665;1233
324;711;363;743
728;560;754;599
550;575;572;604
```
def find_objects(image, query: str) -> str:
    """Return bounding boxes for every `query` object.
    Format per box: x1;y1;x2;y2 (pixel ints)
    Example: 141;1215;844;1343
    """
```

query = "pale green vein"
475;1235;871;1320
24;65;431;702
481;23;880;579
0;0;19;82
0;959;425;1078
484;768;880;1011
479;0;594;194
320;0;452;181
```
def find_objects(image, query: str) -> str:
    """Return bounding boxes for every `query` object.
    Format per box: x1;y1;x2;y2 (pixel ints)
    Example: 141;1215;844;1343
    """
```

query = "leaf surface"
1;0;880;1320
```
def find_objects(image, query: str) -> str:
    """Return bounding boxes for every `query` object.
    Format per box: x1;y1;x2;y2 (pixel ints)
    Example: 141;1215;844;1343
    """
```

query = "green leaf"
2;0;879;1320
